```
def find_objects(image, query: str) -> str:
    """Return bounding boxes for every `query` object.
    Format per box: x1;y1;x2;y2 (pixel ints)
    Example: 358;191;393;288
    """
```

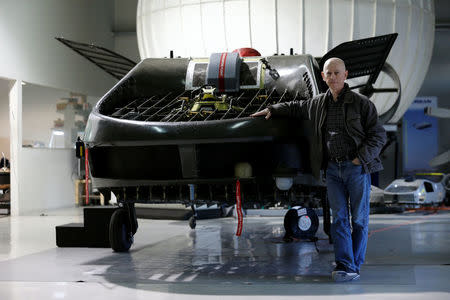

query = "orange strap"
218;52;228;92
235;179;243;236
84;147;89;205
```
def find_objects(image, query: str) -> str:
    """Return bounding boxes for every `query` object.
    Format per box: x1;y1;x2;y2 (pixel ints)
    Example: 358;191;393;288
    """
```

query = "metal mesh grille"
106;89;298;122
302;73;313;98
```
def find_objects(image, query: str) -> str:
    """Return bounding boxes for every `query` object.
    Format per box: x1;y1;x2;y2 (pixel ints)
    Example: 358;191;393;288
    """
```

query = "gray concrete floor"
0;208;449;299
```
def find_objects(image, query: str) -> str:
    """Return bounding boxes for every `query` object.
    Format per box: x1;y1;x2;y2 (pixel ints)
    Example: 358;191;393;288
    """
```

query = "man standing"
251;57;386;282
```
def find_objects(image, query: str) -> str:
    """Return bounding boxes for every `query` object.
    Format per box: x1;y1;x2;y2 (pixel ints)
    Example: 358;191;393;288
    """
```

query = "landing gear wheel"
109;208;134;252
189;216;197;229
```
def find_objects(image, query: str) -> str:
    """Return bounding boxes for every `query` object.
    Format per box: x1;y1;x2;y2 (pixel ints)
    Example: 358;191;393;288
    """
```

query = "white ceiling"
114;0;449;33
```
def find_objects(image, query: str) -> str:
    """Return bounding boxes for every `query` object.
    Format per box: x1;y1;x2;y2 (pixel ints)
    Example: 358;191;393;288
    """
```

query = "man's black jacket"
269;84;387;180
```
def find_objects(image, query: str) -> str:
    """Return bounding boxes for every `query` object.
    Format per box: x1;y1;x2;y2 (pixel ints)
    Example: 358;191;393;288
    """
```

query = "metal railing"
106;89;297;122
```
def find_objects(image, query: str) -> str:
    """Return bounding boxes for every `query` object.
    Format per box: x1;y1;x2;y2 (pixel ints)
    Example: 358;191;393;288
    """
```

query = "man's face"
321;61;348;92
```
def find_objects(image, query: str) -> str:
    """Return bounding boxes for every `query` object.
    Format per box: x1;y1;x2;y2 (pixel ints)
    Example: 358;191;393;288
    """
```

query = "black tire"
189;216;196;229
109;208;133;252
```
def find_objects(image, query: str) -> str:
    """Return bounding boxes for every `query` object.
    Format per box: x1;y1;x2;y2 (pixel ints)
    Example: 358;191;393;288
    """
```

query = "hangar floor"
0;209;449;299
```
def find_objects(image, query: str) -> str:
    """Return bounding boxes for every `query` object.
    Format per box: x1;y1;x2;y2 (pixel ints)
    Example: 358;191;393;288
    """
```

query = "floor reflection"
98;218;334;286
1;213;449;296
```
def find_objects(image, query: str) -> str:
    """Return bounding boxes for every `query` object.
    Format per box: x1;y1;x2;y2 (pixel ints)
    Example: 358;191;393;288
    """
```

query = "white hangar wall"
0;80;12;158
0;0;116;96
0;0;117;215
137;0;435;124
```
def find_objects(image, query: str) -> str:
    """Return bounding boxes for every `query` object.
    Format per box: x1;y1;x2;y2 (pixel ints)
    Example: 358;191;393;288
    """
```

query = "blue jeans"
326;160;371;273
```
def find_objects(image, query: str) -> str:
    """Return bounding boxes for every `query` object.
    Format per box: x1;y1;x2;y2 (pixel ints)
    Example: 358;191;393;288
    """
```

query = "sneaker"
332;263;360;282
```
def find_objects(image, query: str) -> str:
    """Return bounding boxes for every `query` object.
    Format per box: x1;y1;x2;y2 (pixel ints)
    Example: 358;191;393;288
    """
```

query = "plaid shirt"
325;90;357;160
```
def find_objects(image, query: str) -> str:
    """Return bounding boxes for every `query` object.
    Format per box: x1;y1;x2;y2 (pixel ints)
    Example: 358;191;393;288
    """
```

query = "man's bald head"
323;57;346;73
321;57;348;98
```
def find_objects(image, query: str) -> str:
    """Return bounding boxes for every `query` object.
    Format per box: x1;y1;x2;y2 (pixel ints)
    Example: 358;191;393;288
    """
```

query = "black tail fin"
55;37;137;80
320;33;398;84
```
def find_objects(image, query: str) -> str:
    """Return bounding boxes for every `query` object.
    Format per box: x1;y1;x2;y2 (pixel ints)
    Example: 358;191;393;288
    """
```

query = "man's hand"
352;157;361;165
250;108;272;120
